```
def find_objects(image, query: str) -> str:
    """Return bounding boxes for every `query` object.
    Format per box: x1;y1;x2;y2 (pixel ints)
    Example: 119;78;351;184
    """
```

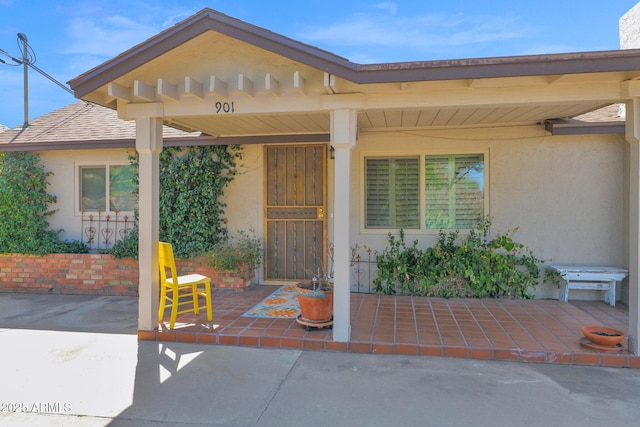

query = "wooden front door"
264;145;327;281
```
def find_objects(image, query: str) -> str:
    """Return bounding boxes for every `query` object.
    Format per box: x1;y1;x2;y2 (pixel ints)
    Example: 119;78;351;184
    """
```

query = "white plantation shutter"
365;157;419;228
425;154;484;229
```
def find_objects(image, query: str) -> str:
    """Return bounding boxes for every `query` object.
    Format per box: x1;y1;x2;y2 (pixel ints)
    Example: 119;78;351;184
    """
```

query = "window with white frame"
78;164;136;213
364;153;484;230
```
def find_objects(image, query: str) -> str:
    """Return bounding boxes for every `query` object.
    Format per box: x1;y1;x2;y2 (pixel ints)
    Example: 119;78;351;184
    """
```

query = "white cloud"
62;5;196;59
161;10;199;28
374;2;398;15
64;16;159;57
297;7;534;62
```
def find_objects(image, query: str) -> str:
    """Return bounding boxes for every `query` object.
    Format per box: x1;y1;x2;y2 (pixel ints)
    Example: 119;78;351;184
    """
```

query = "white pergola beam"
157;78;179;101
208;75;228;98
107;82;132;102
184;76;204;99
293;71;305;95
237;73;254;97
264;73;279;96
623;80;640;98
324;72;337;94
133;80;156;101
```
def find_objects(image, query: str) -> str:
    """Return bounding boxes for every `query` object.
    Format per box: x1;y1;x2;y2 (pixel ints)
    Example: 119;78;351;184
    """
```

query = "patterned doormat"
242;285;300;318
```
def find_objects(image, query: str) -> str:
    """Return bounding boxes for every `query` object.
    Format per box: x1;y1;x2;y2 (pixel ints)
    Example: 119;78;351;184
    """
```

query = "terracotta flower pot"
295;281;333;323
581;325;625;347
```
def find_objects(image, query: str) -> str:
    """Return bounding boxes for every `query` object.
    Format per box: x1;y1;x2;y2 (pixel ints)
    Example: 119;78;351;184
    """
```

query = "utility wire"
1;33;80;128
28;62;74;95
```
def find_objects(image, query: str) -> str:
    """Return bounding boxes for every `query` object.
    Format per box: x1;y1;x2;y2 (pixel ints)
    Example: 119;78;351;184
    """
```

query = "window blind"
425;154;484;229
365;157;420;228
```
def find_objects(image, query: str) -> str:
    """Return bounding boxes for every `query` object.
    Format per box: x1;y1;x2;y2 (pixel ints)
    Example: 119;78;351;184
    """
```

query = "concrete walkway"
1;293;639;426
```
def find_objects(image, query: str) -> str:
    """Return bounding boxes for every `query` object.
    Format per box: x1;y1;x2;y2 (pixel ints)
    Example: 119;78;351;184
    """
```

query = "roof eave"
544;119;626;135
0;133;331;152
359;50;640;83
68;8;640;102
68;8;358;99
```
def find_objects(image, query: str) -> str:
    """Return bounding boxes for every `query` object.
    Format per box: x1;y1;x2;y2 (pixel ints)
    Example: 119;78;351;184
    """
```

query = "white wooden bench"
550;265;628;307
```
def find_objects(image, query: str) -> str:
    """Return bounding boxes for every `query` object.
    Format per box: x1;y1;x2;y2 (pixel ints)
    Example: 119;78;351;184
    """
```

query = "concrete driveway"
0;293;639;426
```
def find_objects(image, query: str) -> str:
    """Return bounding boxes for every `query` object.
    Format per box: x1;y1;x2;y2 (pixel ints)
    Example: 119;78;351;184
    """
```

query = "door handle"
317;207;324;219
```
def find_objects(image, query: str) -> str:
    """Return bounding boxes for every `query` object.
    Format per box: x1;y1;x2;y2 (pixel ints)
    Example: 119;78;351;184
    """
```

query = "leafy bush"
207;229;263;272
114;145;242;259
0;152;84;255
373;217;553;299
158;145;241;258
110;227;139;259
58;239;90;254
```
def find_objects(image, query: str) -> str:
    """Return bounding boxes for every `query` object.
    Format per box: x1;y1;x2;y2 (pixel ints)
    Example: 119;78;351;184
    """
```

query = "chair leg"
191;284;200;315
158;285;167;322
169;291;179;329
204;280;213;322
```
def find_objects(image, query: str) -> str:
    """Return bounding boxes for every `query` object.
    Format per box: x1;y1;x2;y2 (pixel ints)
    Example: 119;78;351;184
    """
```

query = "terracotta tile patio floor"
139;285;640;369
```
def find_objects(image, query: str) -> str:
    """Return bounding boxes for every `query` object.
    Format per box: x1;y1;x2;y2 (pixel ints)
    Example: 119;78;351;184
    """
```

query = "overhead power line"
1;33;75;129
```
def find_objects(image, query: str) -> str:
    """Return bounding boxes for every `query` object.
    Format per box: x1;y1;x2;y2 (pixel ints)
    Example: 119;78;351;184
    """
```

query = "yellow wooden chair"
158;242;213;329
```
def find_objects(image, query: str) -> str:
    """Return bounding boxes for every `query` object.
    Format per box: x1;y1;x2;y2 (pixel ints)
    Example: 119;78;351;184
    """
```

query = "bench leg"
561;282;570;302
608;281;616;307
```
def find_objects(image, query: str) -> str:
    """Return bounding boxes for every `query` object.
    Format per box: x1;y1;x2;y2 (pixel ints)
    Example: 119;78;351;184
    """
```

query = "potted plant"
296;272;333;320
295;246;334;330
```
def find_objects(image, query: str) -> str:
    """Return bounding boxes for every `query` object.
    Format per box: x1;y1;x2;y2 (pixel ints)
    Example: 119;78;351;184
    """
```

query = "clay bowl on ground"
581;325;625;347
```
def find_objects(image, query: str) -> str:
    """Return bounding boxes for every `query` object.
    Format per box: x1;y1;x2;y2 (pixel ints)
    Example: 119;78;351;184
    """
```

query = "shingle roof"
572;103;625;122
0;101;196;148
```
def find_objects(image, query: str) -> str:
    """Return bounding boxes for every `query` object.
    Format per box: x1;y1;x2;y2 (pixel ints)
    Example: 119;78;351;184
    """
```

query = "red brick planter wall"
175;256;256;291
0;253;255;296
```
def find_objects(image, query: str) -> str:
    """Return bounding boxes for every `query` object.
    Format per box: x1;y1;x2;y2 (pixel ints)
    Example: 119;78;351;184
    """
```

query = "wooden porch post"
625;94;640;355
330;109;357;342
135;109;163;331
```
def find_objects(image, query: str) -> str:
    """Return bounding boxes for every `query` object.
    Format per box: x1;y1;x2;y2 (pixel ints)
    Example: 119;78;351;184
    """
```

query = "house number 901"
215;101;235;113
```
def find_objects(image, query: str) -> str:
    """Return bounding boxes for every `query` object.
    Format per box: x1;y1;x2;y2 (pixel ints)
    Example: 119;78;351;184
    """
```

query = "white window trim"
74;161;136;216
359;148;490;235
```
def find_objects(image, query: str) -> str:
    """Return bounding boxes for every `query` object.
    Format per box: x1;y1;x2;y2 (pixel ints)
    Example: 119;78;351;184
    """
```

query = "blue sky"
1;0;639;128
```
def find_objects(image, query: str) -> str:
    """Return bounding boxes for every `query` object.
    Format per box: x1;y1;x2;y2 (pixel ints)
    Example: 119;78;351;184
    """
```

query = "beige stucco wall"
224;144;263;234
39;148;136;243
347;126;626;300
42;145;265;255
38;126;627;300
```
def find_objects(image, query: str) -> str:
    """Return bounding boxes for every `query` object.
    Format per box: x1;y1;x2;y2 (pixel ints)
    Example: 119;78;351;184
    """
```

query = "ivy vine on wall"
112;144;243;259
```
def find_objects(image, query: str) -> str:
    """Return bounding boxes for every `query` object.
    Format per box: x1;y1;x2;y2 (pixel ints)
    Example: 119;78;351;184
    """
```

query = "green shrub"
0;152;68;255
207;229;263;272
58;240;90;254
373;217;552;299
110;227;139;259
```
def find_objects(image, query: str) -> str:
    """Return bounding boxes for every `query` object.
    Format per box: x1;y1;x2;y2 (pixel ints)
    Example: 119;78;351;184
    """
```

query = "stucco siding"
224;144;263;235
39;148;135;243
36;128;627;301
348;127;626;300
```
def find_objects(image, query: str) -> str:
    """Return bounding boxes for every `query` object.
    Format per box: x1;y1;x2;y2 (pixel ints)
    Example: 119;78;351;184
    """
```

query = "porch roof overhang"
544;119;625;135
0;132;329;152
67;8;640;138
